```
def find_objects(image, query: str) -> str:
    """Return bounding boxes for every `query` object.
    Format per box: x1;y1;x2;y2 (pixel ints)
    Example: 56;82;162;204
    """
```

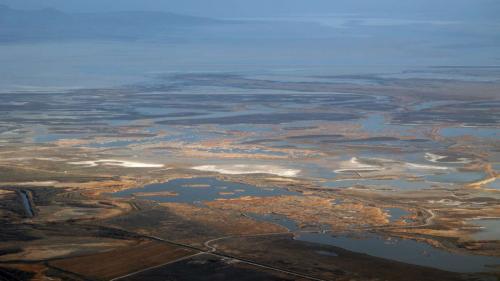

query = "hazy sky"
1;0;499;19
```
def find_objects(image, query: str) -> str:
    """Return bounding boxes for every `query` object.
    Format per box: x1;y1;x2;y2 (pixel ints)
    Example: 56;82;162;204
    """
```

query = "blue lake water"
19;191;34;218
246;210;500;273
32;126;83;143
385;207;411;222
324;179;432;190
112;177;298;204
425;171;486;184
207;148;287;157
361;114;415;136
296;232;500;273
441;127;499;138
485;179;499;190
33;133;74;143
470;219;500;241
88;140;141;148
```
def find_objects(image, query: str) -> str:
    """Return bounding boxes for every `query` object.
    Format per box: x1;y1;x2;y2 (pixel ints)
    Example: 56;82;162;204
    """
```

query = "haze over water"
1;1;499;280
1;0;499;90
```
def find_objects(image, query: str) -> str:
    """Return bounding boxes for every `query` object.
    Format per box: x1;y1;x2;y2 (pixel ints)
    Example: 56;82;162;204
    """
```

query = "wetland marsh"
0;68;499;281
1;2;499;280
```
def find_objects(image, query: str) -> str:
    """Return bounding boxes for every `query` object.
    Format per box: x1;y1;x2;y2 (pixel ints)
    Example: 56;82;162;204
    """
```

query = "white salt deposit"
192;164;300;177
69;159;163;168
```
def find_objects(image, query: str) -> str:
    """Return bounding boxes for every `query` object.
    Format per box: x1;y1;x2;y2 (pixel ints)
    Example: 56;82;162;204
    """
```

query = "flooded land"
0;66;499;281
1;0;500;278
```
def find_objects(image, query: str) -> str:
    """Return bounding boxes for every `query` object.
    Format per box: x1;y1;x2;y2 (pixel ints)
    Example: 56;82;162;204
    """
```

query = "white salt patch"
35;157;65;161
69;161;98;167
69;159;163;168
428;199;463;206
425;153;447;163
9;181;58;186
335;157;449;173
405;163;449;170
425;152;471;164
334;157;383;173
192;164;300;177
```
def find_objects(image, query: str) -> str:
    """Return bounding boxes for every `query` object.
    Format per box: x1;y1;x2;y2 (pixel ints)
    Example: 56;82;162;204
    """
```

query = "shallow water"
32;126;83;143
385;207;410;222
361;114;415;136
441;127;499;138
485;179;499;190
245;209;500;272
207;148;287;157
33;133;74;143
470;219;500;241
425;171;486;184
88;140;141;148
324;179;432;190
112;177;298;204
19;191;34;218
296;232;500;273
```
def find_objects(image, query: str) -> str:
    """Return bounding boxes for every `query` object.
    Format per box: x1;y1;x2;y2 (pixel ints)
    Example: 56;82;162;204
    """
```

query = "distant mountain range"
2;4;494;45
0;5;341;43
0;5;221;42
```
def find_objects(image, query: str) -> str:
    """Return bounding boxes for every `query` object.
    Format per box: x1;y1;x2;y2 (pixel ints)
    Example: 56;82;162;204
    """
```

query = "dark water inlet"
112;177;298;204
18;190;34;218
296;232;500;273
247;212;500;273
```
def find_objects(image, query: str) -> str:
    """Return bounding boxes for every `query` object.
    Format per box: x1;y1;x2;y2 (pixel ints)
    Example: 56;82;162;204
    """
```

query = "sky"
1;0;499;19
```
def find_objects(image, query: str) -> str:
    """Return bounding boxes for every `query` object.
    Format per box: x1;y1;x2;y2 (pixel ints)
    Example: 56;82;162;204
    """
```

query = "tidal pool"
112;177;298;204
207;148;287;157
470;219;500;241
385;207;410;222
19;191;34;218
32;129;83;143
425;171;486;184
246;210;500;272
441;127;498;138
361;113;416;136
296;232;500;273
485;179;499;190
324;179;432;190
88;139;141;148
